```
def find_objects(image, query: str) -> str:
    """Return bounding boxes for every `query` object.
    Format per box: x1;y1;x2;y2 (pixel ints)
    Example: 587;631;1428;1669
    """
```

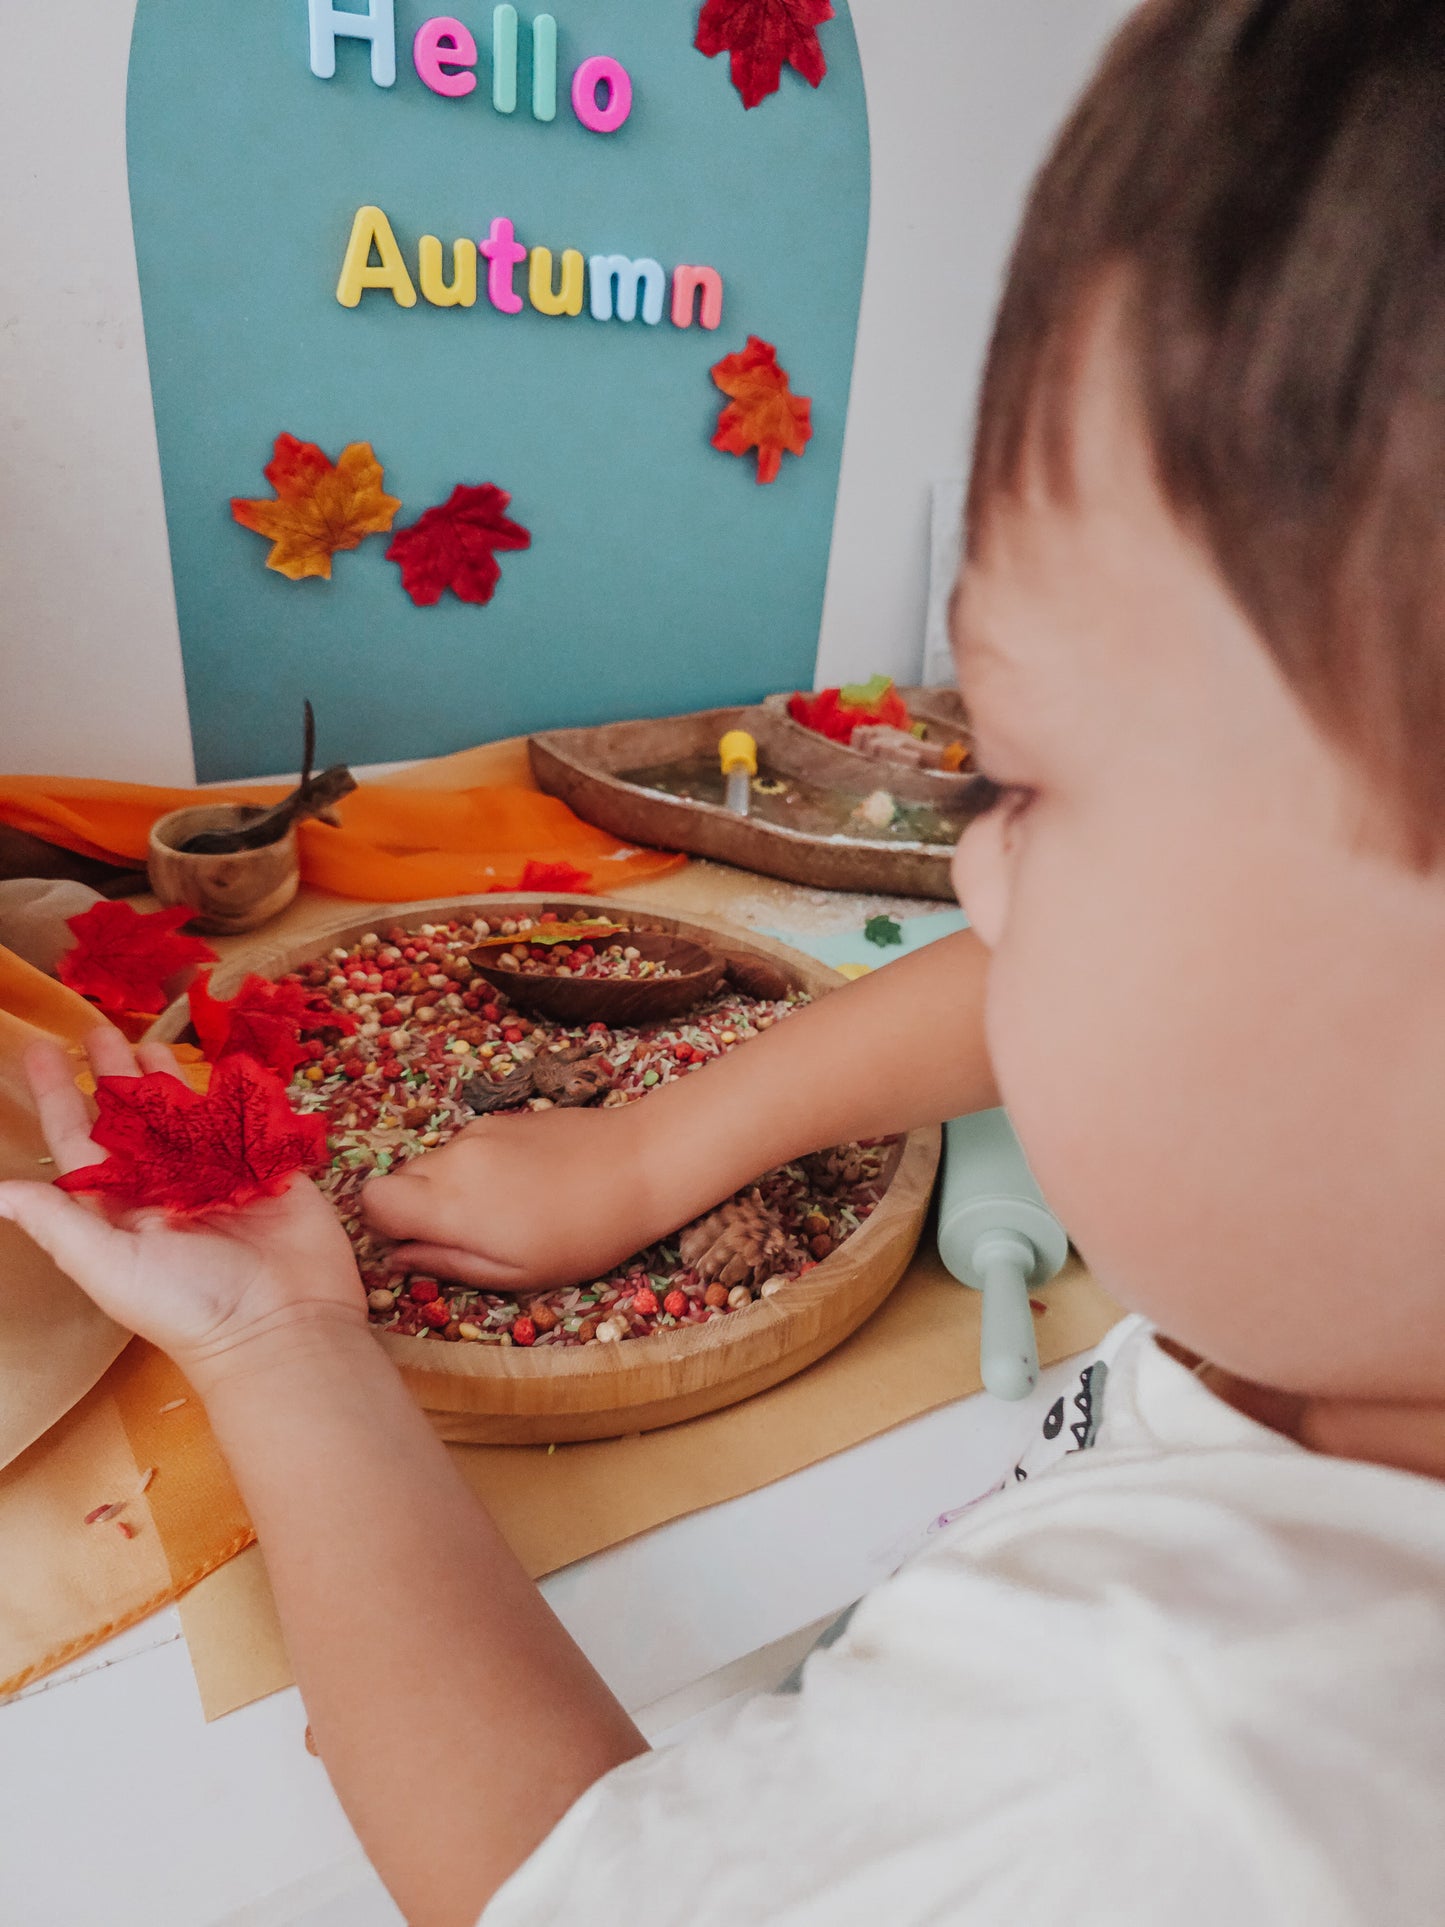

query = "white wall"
0;0;1133;783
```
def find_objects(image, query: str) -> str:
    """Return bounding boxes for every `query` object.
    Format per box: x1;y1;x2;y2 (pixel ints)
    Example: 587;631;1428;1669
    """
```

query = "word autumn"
309;0;632;133
338;206;726;330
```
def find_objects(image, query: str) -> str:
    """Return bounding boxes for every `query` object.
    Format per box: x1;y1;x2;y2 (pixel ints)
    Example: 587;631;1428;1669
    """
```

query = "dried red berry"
409;1278;440;1304
704;1283;730;1309
513;1317;537;1347
631;1287;660;1317
419;1300;451;1330
663;1290;688;1317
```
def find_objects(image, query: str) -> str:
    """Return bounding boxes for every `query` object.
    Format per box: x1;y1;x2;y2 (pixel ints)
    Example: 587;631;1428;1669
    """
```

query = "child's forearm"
197;1316;645;1927
629;928;995;1239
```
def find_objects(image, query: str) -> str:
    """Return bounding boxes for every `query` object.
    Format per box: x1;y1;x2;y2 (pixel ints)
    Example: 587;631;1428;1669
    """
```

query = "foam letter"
589;256;665;325
480;217;527;314
493;4;518;114
532;14;558;121
419;236;479;307
528;247;585;317
572;54;633;134
337;205;417;308
671;265;725;331
414;16;478;97
308;0;396;86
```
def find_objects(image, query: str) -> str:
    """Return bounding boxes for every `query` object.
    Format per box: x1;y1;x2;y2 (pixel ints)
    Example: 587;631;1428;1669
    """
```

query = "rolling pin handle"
973;1230;1042;1403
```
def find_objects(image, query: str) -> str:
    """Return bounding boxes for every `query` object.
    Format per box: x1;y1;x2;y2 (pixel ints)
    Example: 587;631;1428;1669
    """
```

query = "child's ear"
953;816;1011;951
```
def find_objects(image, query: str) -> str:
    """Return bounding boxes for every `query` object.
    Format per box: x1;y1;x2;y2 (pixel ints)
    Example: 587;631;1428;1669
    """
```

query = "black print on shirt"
1013;1359;1109;1480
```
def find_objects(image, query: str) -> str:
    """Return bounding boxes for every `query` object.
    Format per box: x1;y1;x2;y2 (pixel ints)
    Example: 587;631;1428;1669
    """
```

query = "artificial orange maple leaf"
231;434;402;581
711;337;813;484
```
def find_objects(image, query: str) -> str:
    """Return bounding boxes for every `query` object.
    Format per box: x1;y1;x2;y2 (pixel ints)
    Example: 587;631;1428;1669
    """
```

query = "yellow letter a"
337;205;418;308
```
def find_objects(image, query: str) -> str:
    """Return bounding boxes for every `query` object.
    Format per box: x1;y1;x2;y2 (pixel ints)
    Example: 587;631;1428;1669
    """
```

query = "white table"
0;1351;1085;1927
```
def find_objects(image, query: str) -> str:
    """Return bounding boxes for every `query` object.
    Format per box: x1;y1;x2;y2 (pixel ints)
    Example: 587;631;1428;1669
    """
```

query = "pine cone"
799;1143;882;1193
678;1191;791;1290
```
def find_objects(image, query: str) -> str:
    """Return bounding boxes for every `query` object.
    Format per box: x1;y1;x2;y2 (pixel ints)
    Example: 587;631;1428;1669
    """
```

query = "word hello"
309;0;632;133
338;207;725;329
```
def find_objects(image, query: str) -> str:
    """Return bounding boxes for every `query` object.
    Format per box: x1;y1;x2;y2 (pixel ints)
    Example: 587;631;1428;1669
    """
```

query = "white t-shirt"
483;1321;1445;1925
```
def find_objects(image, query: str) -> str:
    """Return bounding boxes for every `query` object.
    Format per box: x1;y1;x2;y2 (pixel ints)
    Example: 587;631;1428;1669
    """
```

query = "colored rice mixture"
280;911;892;1348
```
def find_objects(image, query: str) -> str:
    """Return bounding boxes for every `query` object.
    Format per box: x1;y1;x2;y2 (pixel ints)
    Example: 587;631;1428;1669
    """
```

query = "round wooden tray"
149;895;941;1444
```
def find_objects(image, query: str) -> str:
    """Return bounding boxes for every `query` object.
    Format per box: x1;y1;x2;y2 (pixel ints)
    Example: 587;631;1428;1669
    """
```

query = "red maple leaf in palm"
55;1056;329;1216
711;337;813;484
695;0;835;110
387;484;532;607
58;901;218;1022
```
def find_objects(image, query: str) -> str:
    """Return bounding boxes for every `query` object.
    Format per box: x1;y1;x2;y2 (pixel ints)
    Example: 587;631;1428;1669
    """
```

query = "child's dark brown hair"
969;0;1445;859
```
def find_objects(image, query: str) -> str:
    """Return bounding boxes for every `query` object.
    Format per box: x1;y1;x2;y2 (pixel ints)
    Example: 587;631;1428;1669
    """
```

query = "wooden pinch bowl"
148;806;300;936
471;928;727;1026
147;894;941;1443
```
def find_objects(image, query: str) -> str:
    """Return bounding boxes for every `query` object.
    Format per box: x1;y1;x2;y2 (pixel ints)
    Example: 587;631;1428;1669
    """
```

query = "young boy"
6;0;1445;1920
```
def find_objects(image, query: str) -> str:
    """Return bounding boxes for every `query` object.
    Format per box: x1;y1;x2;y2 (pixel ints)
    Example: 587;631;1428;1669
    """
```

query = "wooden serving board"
149;894;941;1444
529;700;961;902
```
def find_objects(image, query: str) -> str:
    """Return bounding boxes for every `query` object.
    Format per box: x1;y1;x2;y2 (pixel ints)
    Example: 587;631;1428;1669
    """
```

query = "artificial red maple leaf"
231;434;401;582
55;1055;329;1216
711;336;813;484
190;972;357;1081
518;860;592;894
58;901;218;1022
387;484;532;607
695;0;834;110
189;973;312;1081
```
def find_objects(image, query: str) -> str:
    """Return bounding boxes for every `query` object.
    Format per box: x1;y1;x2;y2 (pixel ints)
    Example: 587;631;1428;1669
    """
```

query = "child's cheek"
978;831;1177;1292
952;817;1010;948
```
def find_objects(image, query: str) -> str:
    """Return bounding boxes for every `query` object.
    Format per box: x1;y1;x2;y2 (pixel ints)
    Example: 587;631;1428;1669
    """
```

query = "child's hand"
362;1104;655;1293
0;1029;366;1391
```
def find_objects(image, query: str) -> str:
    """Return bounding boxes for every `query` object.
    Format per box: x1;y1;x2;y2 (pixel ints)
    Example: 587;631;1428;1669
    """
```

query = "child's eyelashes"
958;772;1036;828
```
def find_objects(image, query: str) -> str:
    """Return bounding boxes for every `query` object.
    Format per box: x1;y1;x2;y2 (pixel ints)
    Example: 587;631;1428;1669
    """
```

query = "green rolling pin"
936;1108;1070;1401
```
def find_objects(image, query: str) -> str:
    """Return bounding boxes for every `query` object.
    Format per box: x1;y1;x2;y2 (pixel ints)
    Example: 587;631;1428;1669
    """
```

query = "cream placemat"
181;1251;1119;1718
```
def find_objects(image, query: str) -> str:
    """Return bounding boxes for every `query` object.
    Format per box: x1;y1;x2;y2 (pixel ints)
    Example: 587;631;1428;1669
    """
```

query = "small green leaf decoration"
840;673;896;710
864;915;904;949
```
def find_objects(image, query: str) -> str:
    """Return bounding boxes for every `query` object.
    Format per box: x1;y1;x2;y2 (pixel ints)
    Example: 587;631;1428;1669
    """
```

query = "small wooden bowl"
148;806;299;935
472;929;727;1026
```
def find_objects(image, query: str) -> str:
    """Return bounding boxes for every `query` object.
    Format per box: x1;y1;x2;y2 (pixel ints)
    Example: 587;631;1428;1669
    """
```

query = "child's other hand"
0;1030;366;1391
362;1105;653;1293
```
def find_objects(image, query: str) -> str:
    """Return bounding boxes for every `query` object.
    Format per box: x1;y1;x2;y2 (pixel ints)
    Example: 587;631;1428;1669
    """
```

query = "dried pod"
462;1064;536;1114
800;1143;883;1194
531;1044;614;1108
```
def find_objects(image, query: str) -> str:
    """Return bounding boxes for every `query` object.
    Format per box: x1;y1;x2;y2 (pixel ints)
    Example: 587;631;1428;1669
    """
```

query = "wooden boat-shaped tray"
530;699;965;901
149;895;940;1443
750;692;972;806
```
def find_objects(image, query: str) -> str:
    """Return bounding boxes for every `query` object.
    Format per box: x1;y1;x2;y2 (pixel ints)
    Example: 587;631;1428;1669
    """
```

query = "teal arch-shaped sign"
127;1;871;779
